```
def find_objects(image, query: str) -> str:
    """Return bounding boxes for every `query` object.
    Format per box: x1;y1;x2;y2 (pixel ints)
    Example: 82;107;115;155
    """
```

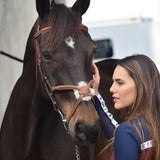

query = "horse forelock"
46;4;80;51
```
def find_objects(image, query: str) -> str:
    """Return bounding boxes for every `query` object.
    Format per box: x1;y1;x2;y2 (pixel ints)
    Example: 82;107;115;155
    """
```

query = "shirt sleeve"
94;93;119;139
114;122;140;160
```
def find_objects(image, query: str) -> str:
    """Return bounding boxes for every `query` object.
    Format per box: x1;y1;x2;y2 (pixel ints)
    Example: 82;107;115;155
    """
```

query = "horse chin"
73;135;99;146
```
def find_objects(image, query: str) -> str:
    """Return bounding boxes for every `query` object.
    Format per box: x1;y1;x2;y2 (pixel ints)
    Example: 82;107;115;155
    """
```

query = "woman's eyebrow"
114;78;125;82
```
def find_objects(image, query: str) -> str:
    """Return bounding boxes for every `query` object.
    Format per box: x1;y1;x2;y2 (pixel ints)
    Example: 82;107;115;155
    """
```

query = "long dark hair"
118;54;160;160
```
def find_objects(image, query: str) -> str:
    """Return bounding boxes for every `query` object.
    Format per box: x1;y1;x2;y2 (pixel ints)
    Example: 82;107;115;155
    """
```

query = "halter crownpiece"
77;24;88;32
34;25;52;39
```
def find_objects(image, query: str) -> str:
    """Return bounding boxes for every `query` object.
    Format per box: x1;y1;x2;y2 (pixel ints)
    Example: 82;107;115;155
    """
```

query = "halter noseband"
34;24;94;131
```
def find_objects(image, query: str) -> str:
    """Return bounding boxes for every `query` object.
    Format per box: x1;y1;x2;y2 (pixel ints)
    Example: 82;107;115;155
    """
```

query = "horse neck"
22;21;38;83
79;145;95;160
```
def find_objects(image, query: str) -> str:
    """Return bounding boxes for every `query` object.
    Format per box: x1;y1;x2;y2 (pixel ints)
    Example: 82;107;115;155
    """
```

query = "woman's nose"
110;83;116;93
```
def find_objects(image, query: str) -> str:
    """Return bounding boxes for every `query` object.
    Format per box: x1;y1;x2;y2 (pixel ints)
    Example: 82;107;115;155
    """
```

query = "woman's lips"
113;97;119;102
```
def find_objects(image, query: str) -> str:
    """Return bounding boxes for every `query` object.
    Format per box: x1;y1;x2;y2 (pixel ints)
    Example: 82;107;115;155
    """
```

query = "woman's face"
110;65;137;109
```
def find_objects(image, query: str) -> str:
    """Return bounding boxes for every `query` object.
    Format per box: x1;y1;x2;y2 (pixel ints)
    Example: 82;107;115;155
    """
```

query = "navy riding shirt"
94;93;153;160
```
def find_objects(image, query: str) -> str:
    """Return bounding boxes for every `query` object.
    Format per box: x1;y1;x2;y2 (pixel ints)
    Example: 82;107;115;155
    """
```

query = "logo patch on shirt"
141;140;152;150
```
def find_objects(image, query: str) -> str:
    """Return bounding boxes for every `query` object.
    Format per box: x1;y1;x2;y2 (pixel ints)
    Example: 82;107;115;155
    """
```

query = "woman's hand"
92;63;100;95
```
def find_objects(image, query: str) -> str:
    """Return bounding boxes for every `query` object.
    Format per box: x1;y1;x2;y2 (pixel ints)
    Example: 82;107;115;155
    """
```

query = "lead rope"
75;145;80;160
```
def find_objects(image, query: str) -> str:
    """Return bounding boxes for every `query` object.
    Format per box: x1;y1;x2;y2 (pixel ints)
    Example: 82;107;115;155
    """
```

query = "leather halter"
34;24;94;130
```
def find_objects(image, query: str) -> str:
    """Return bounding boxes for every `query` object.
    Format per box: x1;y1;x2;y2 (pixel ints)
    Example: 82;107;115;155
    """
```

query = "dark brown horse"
0;0;101;159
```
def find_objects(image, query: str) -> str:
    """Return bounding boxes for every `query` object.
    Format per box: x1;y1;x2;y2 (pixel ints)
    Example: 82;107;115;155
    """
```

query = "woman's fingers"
92;63;100;94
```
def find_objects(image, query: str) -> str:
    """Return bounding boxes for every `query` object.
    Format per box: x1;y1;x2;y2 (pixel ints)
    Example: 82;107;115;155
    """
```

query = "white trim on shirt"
96;93;119;128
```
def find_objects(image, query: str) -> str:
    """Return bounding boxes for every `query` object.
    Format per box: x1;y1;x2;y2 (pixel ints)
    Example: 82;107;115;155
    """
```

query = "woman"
92;55;160;160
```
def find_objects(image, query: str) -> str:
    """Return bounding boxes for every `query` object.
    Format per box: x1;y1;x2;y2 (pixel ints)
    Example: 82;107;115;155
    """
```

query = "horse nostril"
75;120;100;144
75;122;87;142
77;132;86;141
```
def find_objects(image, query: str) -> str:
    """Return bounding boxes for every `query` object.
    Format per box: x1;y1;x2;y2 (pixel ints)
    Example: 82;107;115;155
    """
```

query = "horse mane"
46;4;81;51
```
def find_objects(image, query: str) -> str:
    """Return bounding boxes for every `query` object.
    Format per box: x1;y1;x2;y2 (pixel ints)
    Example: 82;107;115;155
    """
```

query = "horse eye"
41;51;53;62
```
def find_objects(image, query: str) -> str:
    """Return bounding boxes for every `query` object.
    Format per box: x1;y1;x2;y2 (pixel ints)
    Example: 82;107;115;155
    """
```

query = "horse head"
34;0;100;146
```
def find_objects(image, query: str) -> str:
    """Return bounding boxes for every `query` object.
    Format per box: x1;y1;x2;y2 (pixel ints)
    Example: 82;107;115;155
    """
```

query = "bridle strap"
77;24;88;32
34;25;52;39
34;23;94;128
34;25;52;84
50;79;95;124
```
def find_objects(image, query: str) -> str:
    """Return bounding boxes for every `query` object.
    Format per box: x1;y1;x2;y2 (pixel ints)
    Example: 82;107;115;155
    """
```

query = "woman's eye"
41;51;53;62
117;81;124;85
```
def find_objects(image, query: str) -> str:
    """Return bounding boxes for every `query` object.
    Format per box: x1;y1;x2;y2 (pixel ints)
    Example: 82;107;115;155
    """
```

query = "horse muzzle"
72;118;101;145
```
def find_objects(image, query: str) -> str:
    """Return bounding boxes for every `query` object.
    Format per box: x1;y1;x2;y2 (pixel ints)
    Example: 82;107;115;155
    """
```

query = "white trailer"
88;17;160;69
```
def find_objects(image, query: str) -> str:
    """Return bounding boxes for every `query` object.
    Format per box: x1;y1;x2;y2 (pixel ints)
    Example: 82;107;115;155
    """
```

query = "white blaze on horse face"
65;36;75;49
74;81;95;101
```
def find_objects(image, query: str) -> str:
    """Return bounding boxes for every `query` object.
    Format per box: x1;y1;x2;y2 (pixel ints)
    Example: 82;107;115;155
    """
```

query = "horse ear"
36;0;50;19
72;0;90;16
